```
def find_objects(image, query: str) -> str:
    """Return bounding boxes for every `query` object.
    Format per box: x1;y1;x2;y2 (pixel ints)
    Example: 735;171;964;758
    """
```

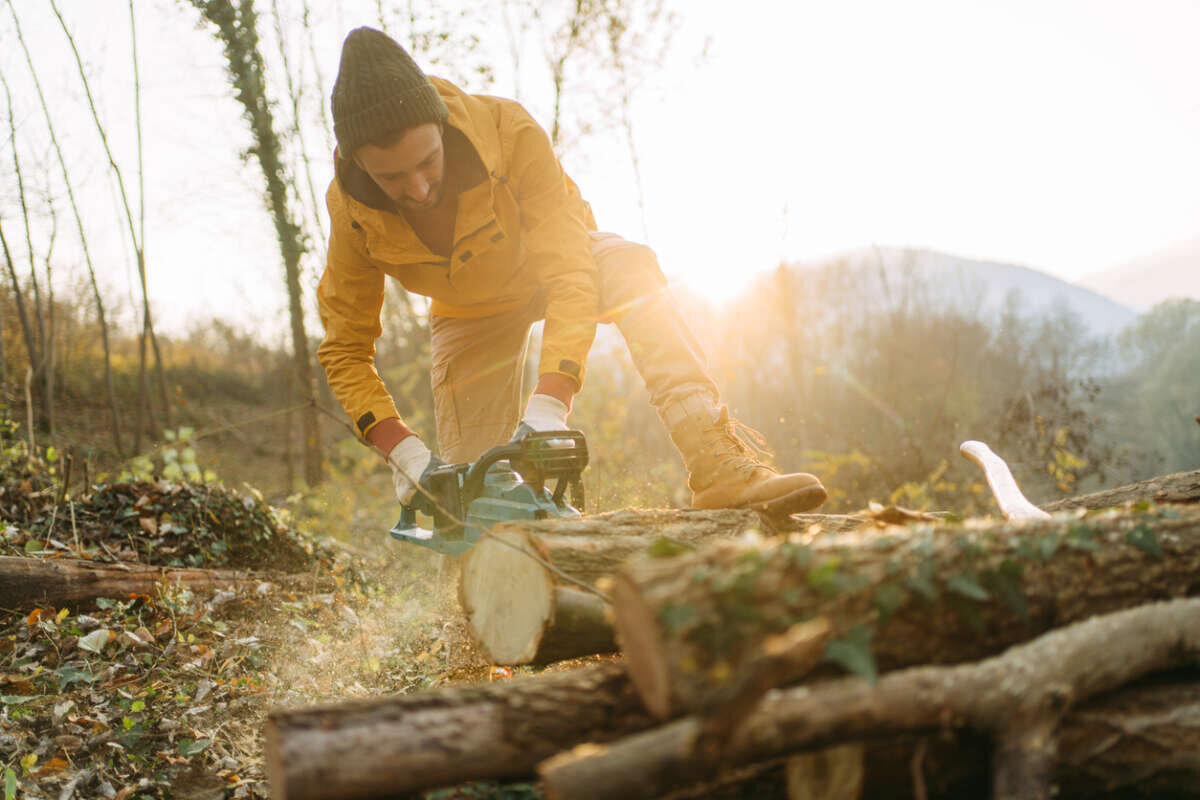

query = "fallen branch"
264;660;653;800
540;598;1200;800
0;554;306;609
1044;468;1200;511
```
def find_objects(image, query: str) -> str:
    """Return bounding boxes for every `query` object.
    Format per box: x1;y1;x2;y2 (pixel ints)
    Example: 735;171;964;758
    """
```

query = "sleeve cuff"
534;371;579;409
353;399;404;441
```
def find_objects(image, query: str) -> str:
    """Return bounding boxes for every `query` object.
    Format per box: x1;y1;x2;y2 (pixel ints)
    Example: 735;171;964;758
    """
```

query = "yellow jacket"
317;78;599;439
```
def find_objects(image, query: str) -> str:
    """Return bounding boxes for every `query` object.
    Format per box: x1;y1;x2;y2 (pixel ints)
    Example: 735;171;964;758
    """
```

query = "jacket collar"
333;77;502;267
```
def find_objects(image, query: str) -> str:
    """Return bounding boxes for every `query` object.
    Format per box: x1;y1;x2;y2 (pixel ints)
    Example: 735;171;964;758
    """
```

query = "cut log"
540;599;1200;800
0;554;271;609
458;508;857;665
1044;467;1200;511
610;506;1200;717
264;660;653;800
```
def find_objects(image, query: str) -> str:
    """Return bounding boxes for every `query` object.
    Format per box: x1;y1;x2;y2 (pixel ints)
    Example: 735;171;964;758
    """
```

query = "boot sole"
748;483;828;516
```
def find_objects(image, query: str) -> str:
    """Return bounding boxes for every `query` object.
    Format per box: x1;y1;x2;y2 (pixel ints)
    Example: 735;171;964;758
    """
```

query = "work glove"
512;393;570;442
386;437;443;512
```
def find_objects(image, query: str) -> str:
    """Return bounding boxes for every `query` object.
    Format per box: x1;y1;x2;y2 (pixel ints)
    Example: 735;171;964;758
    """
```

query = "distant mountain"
1078;234;1200;312
790;247;1138;341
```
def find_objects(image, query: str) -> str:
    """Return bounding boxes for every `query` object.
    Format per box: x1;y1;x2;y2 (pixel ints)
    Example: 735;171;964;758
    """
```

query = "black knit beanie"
331;27;450;156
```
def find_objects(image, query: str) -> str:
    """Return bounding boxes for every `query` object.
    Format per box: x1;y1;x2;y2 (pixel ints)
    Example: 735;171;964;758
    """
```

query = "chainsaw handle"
462;430;587;507
388;505;435;542
462;442;525;504
398;505;416;529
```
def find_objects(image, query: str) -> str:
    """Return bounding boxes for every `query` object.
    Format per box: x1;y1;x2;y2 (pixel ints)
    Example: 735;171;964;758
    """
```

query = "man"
318;27;827;517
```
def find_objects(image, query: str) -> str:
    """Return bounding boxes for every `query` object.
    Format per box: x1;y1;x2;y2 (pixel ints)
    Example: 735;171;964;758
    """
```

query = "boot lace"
706;413;774;476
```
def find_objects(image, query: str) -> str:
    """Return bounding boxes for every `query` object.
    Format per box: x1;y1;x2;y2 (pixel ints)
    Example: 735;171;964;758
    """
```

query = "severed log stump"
457;509;860;665
540;599;1200;800
610;506;1200;718
0;554;273;609
264;660;653;800
1044;467;1200;512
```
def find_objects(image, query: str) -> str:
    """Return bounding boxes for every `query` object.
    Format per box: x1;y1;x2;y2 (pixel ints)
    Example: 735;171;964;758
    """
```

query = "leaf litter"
0;469;503;798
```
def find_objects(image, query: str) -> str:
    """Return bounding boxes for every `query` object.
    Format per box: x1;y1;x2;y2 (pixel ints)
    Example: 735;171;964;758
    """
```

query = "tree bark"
540;599;1200;800
1044;467;1200;511
611;507;1200;718
0;555;269;610
264;660;654;800
457;509;860;665
191;0;322;486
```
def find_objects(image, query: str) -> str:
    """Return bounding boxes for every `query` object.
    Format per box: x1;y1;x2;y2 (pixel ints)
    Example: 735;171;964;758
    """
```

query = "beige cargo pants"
430;231;719;464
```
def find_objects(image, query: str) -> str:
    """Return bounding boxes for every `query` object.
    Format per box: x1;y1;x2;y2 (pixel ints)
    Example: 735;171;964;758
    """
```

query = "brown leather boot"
669;406;827;514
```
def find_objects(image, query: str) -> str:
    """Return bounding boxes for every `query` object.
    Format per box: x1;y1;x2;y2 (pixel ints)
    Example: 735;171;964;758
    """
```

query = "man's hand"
386;436;442;510
522;393;570;431
513;393;571;441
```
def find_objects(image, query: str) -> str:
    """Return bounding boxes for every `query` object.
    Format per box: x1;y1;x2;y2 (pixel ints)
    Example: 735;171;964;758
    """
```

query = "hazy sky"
3;0;1198;334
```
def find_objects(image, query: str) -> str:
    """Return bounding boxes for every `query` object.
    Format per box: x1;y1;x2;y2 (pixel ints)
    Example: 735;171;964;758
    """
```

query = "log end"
610;571;673;719
460;529;556;664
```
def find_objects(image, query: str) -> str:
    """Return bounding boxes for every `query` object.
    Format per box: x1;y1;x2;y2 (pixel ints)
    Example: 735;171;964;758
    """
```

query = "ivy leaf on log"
823;624;877;683
872;583;905;625
946;573;990;602
1037;533;1060;563
648;538;694;559
905;560;938;601
947;595;985;634
806;557;843;596
982;561;1029;622
1126;524;1163;559
1066;522;1100;551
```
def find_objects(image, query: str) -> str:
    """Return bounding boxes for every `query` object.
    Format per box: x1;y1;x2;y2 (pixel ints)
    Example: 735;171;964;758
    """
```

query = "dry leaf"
36;756;69;774
139;516;158;535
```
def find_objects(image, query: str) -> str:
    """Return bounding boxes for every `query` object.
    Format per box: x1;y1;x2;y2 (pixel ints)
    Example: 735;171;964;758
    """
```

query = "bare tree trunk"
52;0;170;445
191;0;322;486
0;70;45;429
40;204;57;436
297;0;335;157
8;1;123;453
0;218;36;405
546;0;593;150
130;5;171;432
270;0;327;254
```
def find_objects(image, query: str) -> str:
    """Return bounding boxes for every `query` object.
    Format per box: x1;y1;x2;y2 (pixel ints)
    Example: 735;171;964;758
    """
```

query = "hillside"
1078;234;1200;311
789;246;1138;341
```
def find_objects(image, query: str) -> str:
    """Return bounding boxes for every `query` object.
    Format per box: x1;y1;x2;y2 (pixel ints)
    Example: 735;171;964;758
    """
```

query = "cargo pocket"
431;360;461;458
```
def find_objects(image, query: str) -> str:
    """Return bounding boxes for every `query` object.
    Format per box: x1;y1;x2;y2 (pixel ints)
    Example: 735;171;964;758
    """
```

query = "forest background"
0;0;1198;546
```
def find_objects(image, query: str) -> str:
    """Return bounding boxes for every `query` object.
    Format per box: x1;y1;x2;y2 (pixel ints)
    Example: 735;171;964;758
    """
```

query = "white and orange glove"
512;393;570;441
386;436;440;506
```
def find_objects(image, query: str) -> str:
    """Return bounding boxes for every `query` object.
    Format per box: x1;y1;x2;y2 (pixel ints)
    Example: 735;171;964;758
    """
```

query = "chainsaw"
388;430;589;556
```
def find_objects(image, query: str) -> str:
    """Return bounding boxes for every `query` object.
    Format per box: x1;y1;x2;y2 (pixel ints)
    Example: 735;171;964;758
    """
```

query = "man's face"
354;123;446;212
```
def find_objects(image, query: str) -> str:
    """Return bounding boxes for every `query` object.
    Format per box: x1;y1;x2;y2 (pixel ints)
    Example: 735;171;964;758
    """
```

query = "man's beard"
396;180;443;212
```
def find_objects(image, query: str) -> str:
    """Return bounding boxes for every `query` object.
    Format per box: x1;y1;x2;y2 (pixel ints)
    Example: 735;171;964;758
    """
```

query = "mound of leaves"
0;479;349;575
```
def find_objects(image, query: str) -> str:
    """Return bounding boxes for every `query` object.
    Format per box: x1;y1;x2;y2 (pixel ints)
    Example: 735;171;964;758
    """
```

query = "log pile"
265;469;1200;799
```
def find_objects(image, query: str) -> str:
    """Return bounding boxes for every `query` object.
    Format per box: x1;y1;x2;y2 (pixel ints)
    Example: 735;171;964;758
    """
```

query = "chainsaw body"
388;430;588;556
